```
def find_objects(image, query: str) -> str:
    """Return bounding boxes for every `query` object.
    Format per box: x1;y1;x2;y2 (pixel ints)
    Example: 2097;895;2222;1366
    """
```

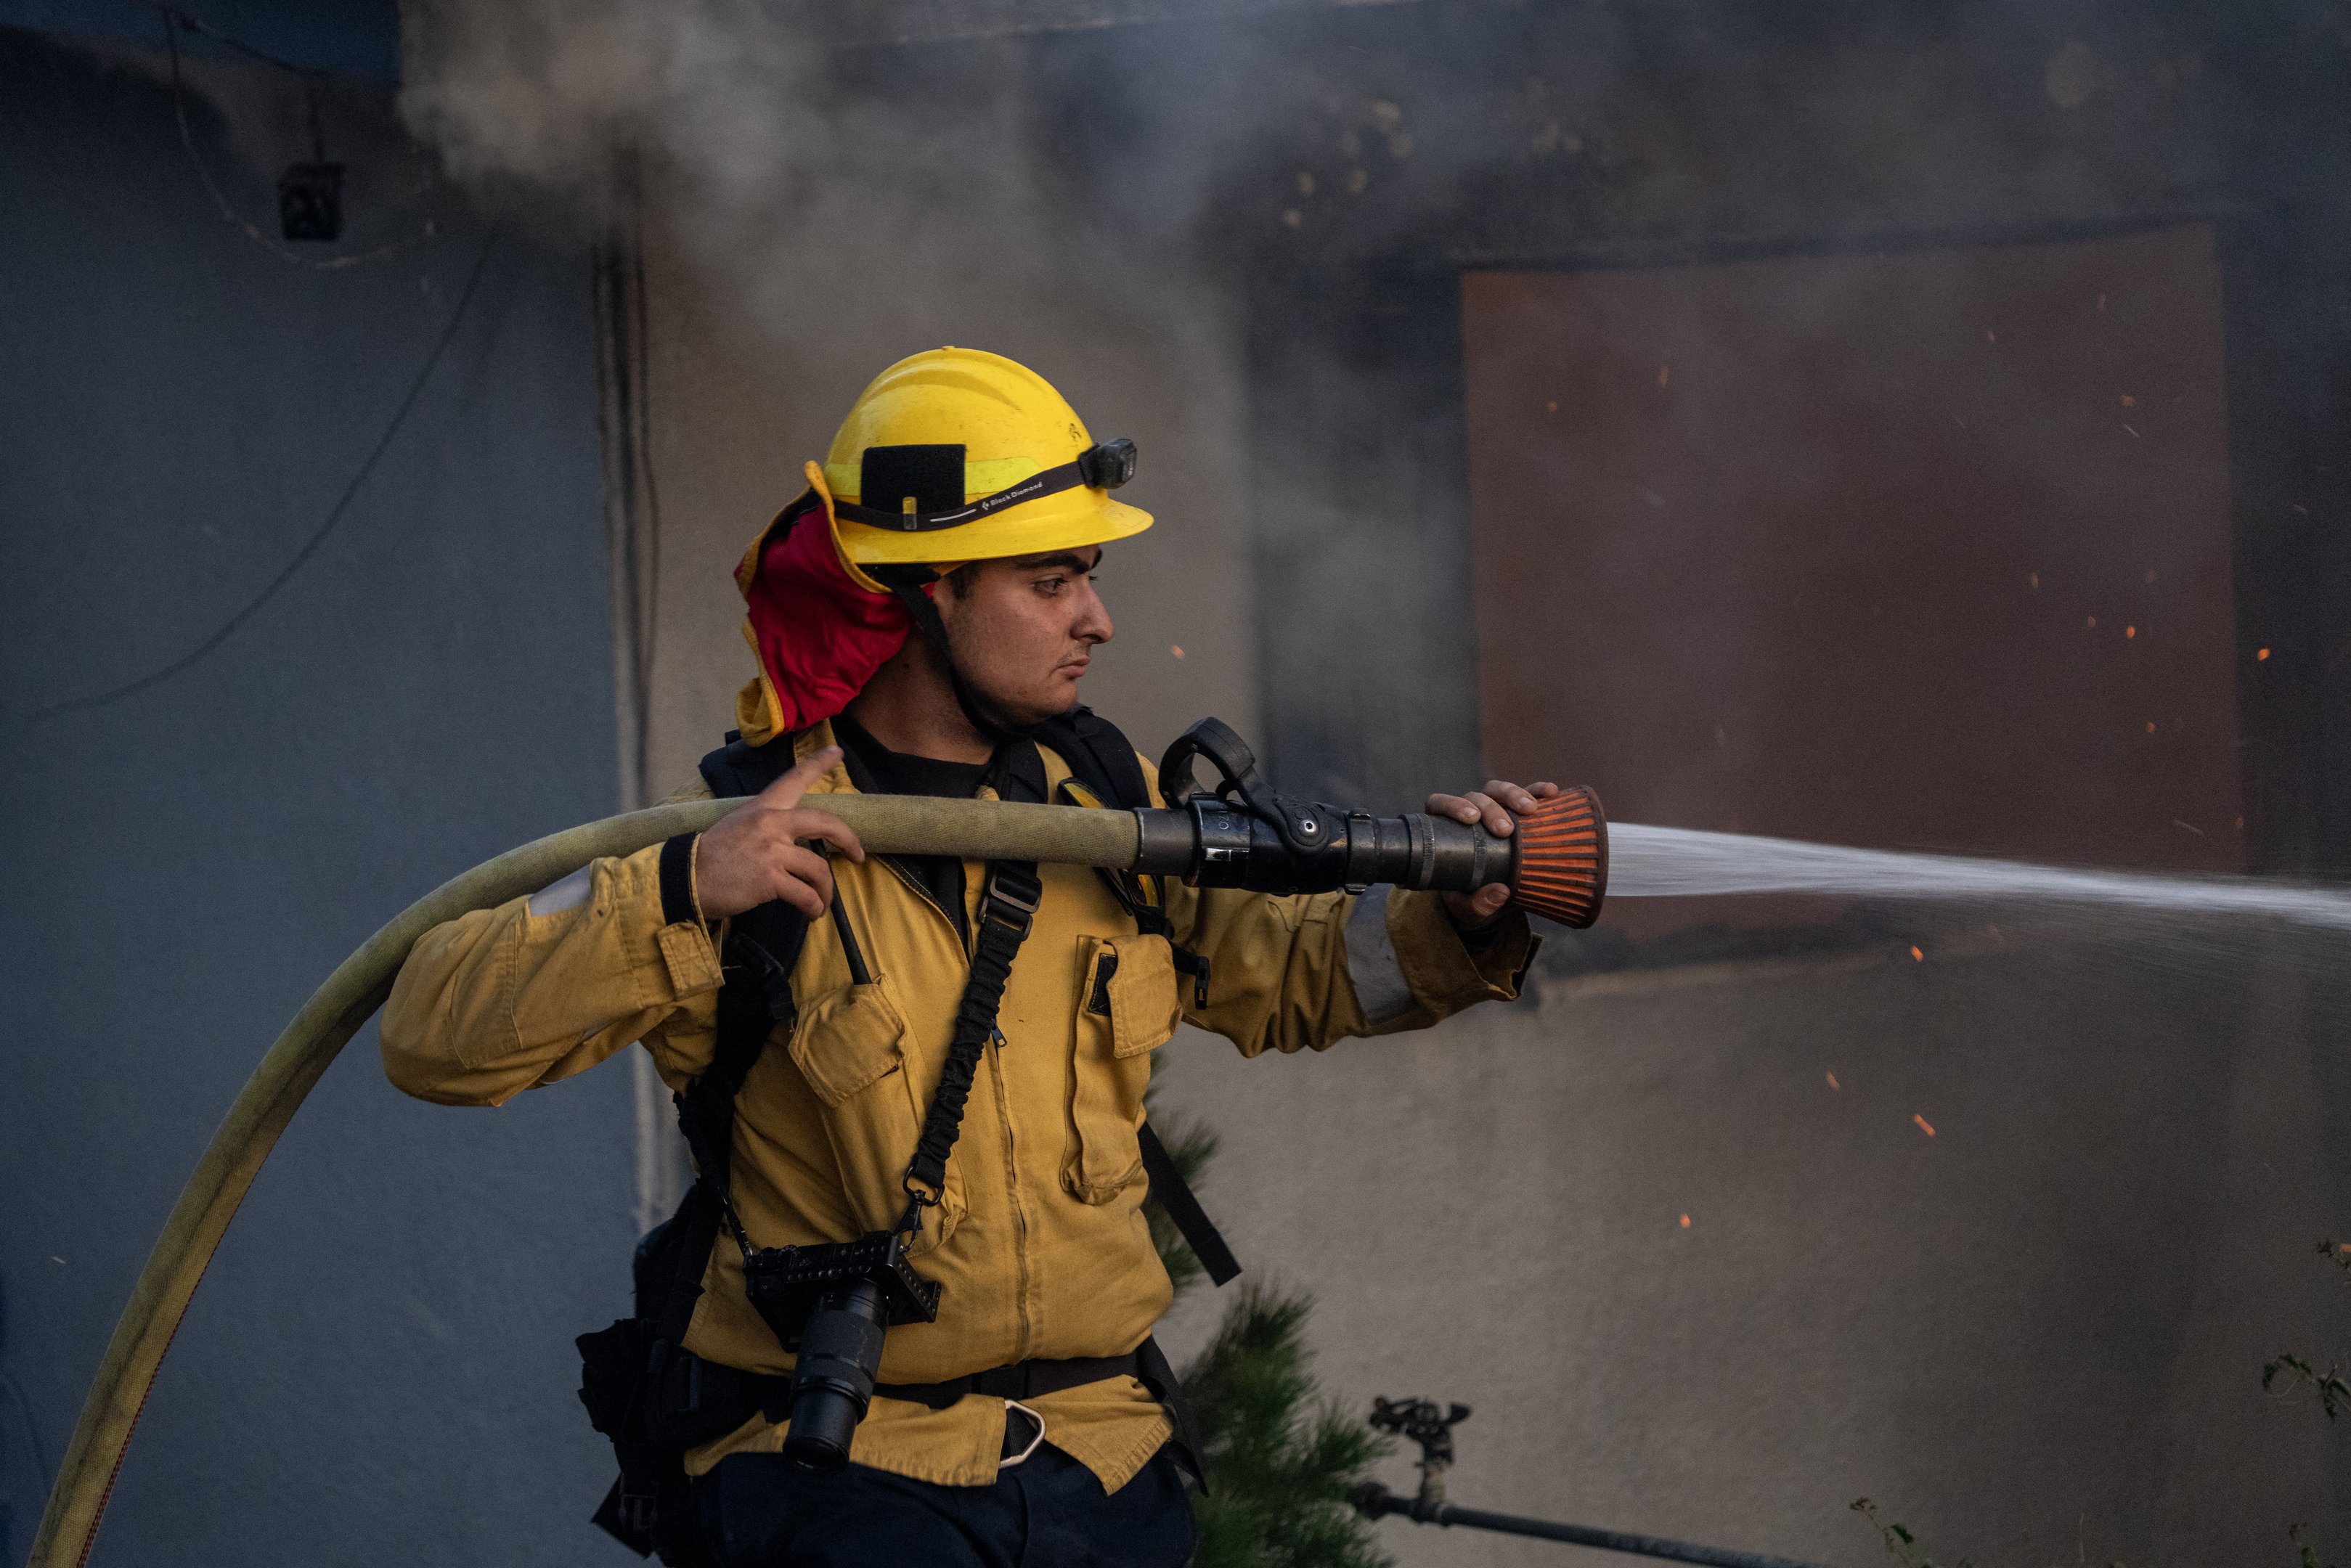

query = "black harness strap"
1030;711;1234;1278
900;860;1040;1213
637;735;818;1299
1037;709;1215;1010
622;1337;1191;1427
1136;1123;1242;1288
1034;706;1149;814
691;719;1237;1281
691;726;1040;1250
684;907;804;1258
878;1345;1148;1409
698;729;801;798
585;801;810;1560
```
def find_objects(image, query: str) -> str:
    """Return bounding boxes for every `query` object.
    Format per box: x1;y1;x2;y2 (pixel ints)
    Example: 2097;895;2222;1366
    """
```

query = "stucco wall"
1149;917;2351;1565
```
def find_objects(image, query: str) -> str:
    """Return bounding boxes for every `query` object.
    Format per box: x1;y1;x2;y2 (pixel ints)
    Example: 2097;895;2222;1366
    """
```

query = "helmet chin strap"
867;564;1040;749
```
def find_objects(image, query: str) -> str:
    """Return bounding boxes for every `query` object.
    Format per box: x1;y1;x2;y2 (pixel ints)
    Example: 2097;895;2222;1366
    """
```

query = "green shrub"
1143;1095;1393;1568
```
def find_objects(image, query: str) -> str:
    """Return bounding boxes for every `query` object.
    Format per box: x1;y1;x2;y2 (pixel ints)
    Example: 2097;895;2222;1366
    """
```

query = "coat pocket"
789;981;963;1254
1063;934;1183;1204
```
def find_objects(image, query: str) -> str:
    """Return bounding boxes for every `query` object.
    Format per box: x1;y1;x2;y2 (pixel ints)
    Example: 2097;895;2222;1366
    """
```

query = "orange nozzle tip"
1511;786;1608;928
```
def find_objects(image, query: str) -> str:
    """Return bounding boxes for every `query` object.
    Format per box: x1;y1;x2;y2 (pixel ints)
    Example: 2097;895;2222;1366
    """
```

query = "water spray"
1608;822;2351;932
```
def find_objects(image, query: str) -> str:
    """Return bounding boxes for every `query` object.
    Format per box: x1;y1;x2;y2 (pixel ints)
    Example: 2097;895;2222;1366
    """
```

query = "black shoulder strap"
698;730;800;799
1034;711;1242;1286
1136;1122;1241;1287
1035;706;1152;812
897;861;1042;1222
1035;706;1214;1010
683;729;1047;1267
636;734;816;1342
678;722;1237;1296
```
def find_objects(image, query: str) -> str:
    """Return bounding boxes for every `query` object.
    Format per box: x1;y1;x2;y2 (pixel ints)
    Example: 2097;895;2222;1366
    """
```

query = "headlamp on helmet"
1077;438;1137;491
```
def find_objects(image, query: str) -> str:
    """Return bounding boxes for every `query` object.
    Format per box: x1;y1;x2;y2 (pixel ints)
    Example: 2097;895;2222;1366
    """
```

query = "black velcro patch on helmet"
861;444;966;514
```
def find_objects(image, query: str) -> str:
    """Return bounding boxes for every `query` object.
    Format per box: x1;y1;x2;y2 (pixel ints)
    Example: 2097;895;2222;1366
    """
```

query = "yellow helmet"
814;347;1152;573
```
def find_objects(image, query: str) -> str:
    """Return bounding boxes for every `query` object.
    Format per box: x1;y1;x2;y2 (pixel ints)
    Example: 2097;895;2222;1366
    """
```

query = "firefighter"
380;347;1554;1567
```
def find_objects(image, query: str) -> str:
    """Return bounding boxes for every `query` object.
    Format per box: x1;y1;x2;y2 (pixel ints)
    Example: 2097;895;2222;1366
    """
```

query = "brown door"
1464;225;2244;933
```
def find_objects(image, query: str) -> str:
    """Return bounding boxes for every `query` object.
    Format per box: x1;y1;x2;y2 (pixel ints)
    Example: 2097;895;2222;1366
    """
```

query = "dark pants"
693;1443;1197;1568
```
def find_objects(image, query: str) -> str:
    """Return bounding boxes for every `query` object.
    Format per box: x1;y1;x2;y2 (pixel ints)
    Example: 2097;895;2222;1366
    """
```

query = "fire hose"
28;720;1604;1566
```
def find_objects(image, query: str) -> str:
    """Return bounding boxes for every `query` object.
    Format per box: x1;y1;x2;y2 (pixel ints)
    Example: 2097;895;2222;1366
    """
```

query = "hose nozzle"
1141;719;1609;927
1508;787;1608;928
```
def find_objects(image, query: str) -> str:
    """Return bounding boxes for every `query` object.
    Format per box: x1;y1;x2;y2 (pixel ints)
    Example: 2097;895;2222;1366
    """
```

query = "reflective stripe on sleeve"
1342;884;1415;1026
526;865;593;917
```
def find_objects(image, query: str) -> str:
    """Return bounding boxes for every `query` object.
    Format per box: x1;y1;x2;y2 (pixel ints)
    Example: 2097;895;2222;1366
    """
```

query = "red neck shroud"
741;505;918;735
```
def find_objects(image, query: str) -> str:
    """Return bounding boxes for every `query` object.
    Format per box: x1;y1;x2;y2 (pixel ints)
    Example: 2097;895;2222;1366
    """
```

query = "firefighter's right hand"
693;746;866;920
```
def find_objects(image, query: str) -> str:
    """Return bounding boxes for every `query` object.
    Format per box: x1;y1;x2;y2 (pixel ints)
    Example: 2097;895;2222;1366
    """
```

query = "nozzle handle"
1141;718;1604;927
1128;801;1518;897
1128;787;1605;928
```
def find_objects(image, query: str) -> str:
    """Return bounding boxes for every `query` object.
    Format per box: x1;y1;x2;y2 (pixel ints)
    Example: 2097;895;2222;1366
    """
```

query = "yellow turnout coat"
381;721;1533;1491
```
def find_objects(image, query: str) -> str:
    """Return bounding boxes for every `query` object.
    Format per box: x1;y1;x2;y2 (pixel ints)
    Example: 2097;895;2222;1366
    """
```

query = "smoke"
396;0;1204;367
402;2;1020;232
392;0;1282;772
386;0;2344;852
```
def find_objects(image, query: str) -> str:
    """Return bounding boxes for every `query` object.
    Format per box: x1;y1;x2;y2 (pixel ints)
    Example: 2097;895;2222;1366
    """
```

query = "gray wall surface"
0;31;634;1566
1150;915;2351;1567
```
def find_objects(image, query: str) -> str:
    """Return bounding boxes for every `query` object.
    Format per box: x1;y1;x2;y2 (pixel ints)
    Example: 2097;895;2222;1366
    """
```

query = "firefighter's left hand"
1425;778;1560;929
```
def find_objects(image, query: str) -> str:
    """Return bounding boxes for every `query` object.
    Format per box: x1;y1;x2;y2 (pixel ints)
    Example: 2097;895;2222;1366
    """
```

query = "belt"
877;1349;1148;1410
881;1337;1202;1485
651;1336;1204;1485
